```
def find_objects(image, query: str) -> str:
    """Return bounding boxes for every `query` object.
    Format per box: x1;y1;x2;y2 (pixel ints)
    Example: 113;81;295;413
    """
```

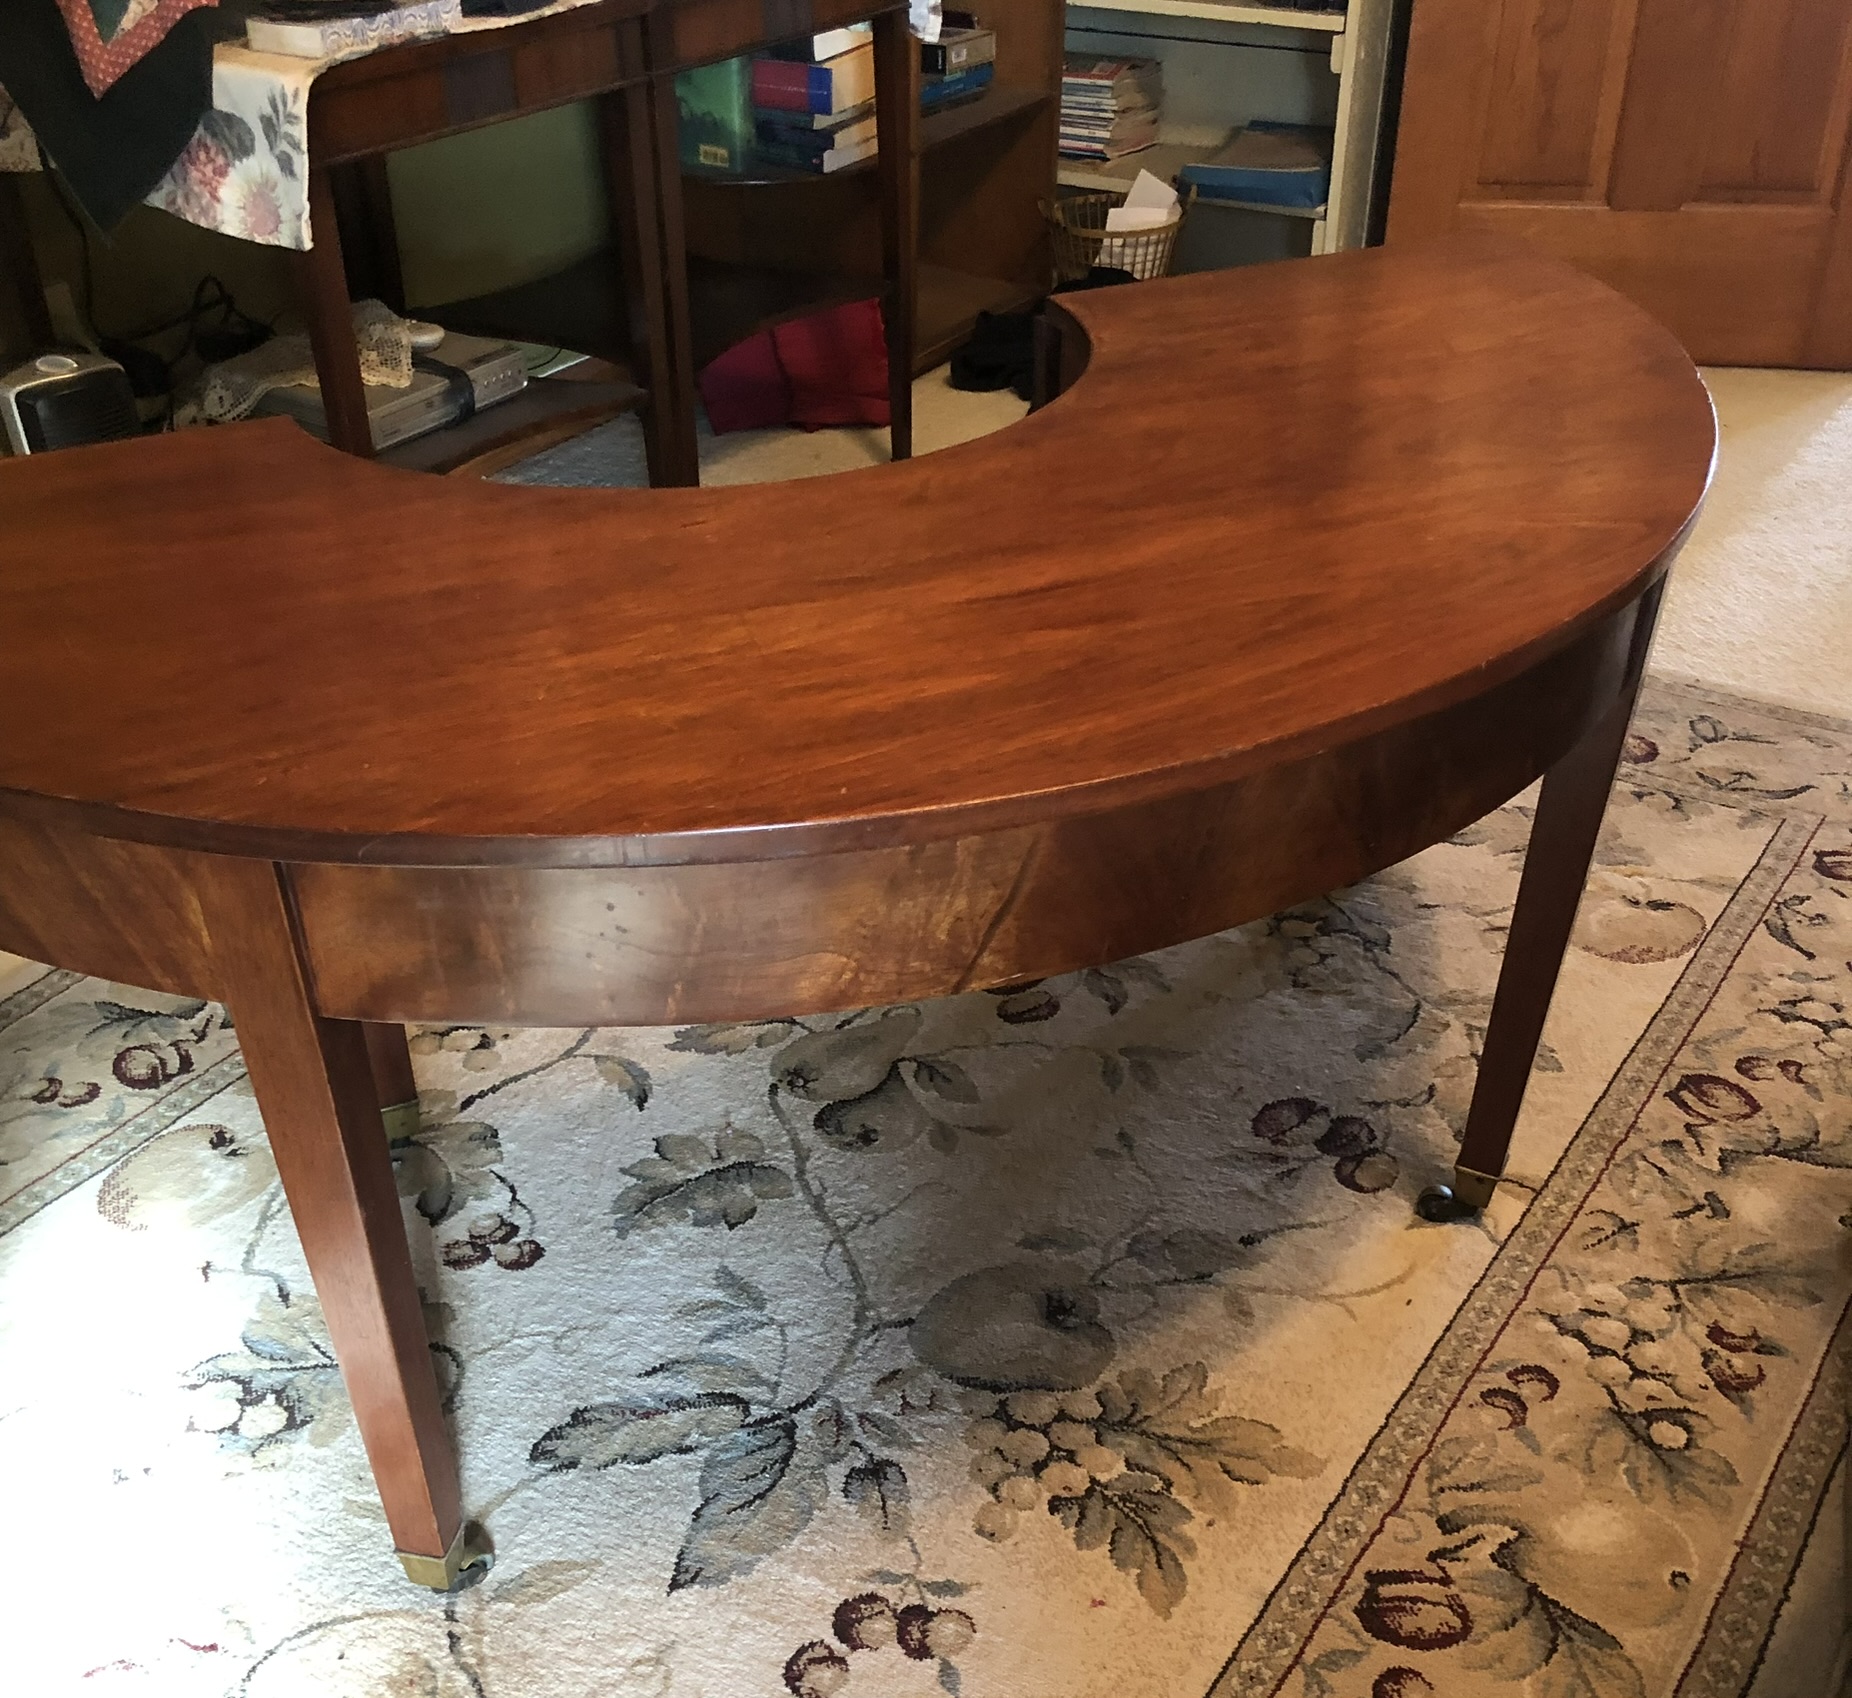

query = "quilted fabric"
54;0;218;97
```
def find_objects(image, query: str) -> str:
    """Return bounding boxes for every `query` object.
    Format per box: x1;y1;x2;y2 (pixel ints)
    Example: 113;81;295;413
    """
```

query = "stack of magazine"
1059;55;1161;162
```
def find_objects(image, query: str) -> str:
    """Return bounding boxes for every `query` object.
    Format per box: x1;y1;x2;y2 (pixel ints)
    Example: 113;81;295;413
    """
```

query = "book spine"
751;74;829;114
751;60;871;114
751;102;873;131
755;120;868;155
923;64;995;102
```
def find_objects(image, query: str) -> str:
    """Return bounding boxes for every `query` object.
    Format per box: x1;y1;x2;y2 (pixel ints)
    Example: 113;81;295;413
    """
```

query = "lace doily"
195;300;416;424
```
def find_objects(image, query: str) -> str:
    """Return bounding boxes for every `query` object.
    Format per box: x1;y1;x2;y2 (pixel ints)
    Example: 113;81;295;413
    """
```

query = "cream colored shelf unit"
1059;0;1393;257
1073;0;1345;30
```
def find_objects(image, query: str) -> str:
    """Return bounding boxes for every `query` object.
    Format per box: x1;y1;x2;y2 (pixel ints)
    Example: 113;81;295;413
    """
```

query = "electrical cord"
37;161;273;369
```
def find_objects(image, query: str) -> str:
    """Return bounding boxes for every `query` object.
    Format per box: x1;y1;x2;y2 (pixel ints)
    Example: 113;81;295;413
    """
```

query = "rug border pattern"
1210;810;1823;1696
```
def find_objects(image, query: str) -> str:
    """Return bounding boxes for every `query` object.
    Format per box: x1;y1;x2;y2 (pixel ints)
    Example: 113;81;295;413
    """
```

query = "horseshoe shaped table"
0;238;1715;1587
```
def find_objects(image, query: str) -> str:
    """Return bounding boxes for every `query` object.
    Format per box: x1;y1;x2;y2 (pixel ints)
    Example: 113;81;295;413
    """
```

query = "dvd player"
254;332;528;451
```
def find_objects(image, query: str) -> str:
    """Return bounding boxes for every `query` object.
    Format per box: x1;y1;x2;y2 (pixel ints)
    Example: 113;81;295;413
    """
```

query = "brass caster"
1416;1165;1499;1223
398;1521;493;1591
380;1098;422;1144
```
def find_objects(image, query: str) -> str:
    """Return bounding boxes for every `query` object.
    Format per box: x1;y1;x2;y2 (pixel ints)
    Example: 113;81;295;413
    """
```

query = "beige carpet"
1653;369;1852;720
3;367;1850;1698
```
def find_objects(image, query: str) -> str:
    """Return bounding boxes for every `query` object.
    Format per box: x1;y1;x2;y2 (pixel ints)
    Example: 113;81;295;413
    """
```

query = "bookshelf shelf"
1057;139;1217;192
430;254;1033;381
691;86;1052;186
378;370;648;479
1056;144;1327;219
1070;0;1346;29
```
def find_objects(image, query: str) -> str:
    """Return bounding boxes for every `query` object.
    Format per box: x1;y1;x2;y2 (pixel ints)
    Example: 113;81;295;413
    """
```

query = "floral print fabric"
143;45;316;247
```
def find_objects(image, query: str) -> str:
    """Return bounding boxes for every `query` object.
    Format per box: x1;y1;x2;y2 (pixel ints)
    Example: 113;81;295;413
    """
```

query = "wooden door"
1387;0;1852;366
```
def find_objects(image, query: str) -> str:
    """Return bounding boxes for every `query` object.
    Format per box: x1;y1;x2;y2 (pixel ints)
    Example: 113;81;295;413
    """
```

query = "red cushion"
772;298;891;430
697;328;791;434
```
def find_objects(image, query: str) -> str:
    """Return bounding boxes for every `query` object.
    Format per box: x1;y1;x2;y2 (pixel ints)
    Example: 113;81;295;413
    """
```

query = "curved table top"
0;238;1715;869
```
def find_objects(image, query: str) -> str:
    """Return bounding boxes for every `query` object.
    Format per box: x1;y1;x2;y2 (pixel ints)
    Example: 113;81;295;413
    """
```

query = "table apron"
0;821;226;1001
308;14;650;165
281;598;1645;1028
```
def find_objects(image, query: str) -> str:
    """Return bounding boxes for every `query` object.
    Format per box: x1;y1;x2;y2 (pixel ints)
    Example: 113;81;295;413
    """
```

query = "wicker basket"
1043;188;1187;285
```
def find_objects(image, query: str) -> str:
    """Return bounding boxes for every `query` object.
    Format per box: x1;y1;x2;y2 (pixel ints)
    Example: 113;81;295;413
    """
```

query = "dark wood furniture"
0;239;1715;1587
217;0;948;482
362;0;934;482
435;0;1063;452
295;0;691;479
649;0;925;469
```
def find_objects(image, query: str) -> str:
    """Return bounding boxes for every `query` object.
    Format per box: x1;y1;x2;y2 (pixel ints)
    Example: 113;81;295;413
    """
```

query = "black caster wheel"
1415;1183;1482;1223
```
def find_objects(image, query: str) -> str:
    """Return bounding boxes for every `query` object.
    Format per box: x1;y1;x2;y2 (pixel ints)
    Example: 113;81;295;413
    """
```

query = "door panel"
1700;0;1852;201
1478;0;1628;192
1390;0;1852;365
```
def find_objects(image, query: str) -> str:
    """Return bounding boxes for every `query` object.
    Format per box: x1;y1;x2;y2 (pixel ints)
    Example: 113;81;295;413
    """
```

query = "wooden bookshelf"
431;253;1034;379
695;85;1050;186
378;369;646;478
1071;0;1344;28
674;0;1062;363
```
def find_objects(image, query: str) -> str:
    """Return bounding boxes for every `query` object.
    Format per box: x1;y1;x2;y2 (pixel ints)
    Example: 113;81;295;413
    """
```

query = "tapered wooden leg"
1419;582;1665;1221
601;41;698;487
328;156;407;316
872;11;918;462
364;1021;421;1142
292;166;374;458
202;858;468;1585
646;60;699;487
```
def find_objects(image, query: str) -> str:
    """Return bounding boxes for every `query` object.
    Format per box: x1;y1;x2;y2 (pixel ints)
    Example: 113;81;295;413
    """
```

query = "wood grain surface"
198;856;462;1563
287;601;1644;1025
1387;0;1852;367
0;240;1715;870
0;240;1720;1572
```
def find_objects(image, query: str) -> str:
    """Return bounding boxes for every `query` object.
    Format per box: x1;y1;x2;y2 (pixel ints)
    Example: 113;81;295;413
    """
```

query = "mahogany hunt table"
0;240;1716;1587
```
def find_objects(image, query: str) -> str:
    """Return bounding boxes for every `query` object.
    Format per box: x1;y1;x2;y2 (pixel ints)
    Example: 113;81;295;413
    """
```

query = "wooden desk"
0;240;1715;1586
321;0;924;483
293;0;684;477
424;0;926;481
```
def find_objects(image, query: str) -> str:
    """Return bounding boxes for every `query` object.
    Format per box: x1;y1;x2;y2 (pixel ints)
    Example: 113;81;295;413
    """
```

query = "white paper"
1104;205;1174;232
1104;168;1179;233
1122;168;1179;213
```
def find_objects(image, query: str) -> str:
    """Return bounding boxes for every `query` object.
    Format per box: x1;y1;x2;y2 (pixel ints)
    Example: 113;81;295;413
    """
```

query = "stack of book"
752;27;878;174
1059;55;1161;161
921;18;997;113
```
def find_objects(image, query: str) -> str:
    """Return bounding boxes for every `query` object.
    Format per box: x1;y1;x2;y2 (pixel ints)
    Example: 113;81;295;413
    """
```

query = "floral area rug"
4;675;1849;1698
